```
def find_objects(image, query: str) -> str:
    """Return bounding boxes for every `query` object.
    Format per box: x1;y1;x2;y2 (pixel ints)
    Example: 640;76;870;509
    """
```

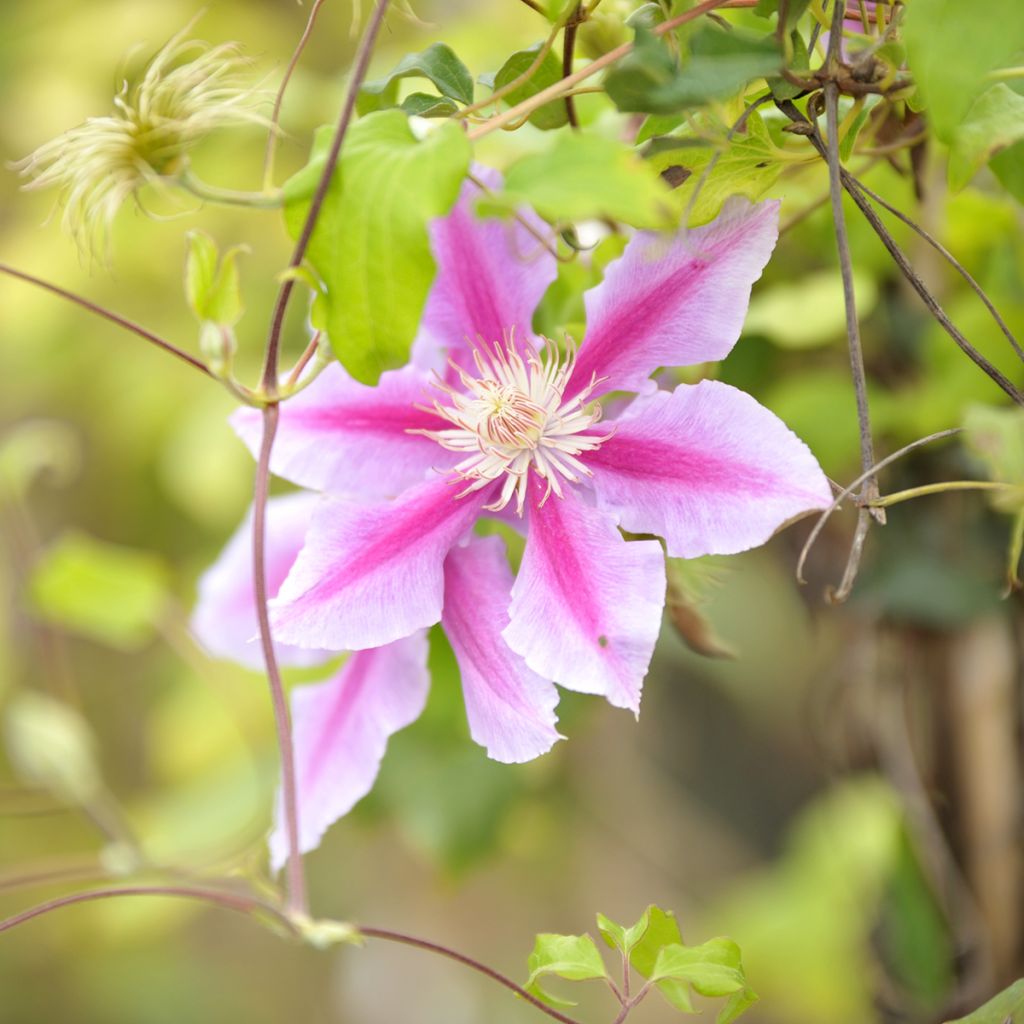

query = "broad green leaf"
651;938;747;996
525;932;608;1008
744;268;879;348
596;908;652;959
904;0;1024;142
184;230;245;326
28;531;169;649
945;979;1024;1023
629;905;691;1012
646;109;783;225
605;25;781;115
496;132;673;228
949;85;1024;191
360;42;474;111
283;112;471;383
491;44;568;130
962;404;1024;513
4;692;103;804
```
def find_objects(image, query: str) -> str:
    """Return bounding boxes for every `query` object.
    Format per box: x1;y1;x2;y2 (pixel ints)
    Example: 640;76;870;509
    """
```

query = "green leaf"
184;231;245;327
754;0;811;33
945;979;1024;1023
651;938;747;997
904;0;1024;142
4;692;103;804
962;403;1024;512
490;44;568;130
839;103;870;162
29;531;168;649
646;109;783;225
596;908;653;959
605;25;781;115
525;933;608;1008
0;420;79;504
991;139;1024;203
718;987;759;1024
628;905;692;1012
768;29;809;102
360;42;474;111
494;132;673;229
400;92;459;118
283;112;471;383
949;84;1024;191
666;558;735;658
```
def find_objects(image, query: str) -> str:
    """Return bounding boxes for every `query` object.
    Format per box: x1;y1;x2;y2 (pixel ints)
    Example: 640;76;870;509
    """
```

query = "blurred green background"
1;1;1022;1022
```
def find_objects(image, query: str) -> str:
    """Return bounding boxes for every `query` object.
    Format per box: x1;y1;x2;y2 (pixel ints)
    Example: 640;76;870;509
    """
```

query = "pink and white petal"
503;477;665;714
567;197;780;400
585;381;833;559
191;493;327;670
443;535;562;763
269;631;430;867
270;476;494;652
231;362;451;499
411;169;558;372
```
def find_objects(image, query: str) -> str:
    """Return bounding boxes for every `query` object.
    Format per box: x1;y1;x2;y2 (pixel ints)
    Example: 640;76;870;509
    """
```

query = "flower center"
418;339;610;516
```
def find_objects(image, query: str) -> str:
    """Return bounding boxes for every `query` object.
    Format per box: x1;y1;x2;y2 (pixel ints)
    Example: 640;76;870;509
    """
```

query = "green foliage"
358;43;474;115
525;932;608;1007
645;109;783;225
28;531;169;649
283;111;470;383
488;44;568;130
184;231;245;327
491;131;674;228
605;25;780;115
753;0;811;34
963;404;1024;513
4;691;103;804
0;419;79;504
946;980;1024;1023
949;85;1024;191
904;0;1024;142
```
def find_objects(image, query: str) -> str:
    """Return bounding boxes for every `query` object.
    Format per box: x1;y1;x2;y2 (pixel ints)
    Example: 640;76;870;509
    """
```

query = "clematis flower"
201;177;832;862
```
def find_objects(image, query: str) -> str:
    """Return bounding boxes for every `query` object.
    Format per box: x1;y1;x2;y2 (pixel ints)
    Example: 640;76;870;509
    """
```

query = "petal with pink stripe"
412;169;557;373
503;477;665;713
231;363;450;499
190;493;327;669
567;197;780;400
586;382;833;558
270;476;492;652
269;631;429;867
443;535;562;763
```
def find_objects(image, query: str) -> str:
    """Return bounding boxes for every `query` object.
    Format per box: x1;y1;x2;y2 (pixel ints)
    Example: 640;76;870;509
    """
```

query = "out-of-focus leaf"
744;269;879;348
491;132;673;228
646;110;783;225
283;112;470;383
359;43;474;113
28;531;169;649
666;558;735;658
768;29;809;102
0;419;79;504
525;932;608;1008
948;85;1024;191
490;44;568;130
990;139;1024;203
4;691;102;804
962;404;1024;513
754;0;811;33
839;104;870;162
904;0;1024;142
605;26;780;116
945;979;1024;1023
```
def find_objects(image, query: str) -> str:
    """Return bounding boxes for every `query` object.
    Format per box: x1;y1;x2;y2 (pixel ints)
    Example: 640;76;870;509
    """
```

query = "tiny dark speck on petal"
660;165;692;189
597;635;609;648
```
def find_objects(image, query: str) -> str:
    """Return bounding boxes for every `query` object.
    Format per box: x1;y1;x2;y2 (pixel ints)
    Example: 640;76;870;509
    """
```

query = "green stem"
179;170;283;209
868;481;1015;508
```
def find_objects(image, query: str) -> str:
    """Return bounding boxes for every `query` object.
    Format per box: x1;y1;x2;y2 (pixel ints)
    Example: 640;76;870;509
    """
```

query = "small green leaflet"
945;978;1024;1024
524;932;608;1008
358;42;474;115
948;85;1024;191
184;230;245;327
489;44;568;130
605;25;781;116
283;111;470;384
753;0;812;34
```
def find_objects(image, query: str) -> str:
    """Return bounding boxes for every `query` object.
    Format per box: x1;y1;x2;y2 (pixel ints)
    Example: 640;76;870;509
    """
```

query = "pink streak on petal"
411;168;558;374
231;362;452;499
190;493;328;670
586;382;833;558
503;477;665;713
567;197;780;399
443;535;563;763
270;476;493;652
269;631;430;867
